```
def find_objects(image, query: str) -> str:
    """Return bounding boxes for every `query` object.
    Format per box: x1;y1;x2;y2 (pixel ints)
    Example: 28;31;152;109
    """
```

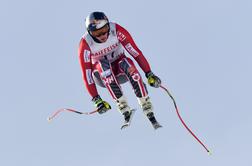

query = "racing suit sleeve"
115;23;151;73
78;38;98;98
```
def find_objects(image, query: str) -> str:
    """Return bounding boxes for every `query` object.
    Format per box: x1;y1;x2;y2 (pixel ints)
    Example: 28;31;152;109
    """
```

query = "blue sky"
1;0;252;166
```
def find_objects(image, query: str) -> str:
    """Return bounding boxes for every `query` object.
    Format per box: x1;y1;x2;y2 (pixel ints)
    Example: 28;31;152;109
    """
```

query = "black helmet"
85;12;109;33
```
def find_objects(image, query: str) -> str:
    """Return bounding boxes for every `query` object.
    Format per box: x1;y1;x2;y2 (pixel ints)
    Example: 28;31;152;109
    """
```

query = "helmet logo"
93;20;108;29
85;12;109;32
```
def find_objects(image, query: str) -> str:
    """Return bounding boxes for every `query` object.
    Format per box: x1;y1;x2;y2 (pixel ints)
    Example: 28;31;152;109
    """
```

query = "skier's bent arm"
79;38;112;113
78;38;99;98
115;23;151;73
116;23;161;88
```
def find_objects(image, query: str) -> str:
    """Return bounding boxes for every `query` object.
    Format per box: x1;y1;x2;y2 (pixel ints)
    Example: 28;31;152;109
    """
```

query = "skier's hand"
92;95;111;114
146;71;161;88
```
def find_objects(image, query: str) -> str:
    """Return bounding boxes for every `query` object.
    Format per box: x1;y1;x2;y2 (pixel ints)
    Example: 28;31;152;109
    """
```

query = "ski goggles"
91;24;109;38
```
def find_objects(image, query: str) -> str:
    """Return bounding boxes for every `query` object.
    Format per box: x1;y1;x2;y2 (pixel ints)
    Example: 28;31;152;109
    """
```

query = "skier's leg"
118;57;147;98
116;95;136;129
137;96;162;129
119;57;162;129
94;59;134;125
94;59;123;100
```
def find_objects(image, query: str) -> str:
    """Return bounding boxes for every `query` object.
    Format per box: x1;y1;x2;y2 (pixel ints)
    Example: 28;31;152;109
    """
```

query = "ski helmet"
85;12;109;33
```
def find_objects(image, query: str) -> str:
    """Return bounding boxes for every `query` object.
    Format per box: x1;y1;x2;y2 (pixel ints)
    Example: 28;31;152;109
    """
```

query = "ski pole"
160;85;212;155
47;108;98;122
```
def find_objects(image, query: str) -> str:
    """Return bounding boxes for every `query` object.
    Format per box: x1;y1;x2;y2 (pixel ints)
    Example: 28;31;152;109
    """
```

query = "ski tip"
121;123;129;130
47;117;52;122
154;125;163;130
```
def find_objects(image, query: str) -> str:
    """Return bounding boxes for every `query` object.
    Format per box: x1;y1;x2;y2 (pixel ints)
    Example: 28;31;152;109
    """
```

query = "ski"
121;109;136;129
151;121;162;130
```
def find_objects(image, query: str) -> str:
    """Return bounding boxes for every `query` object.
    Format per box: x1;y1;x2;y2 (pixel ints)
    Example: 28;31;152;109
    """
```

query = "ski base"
152;122;163;130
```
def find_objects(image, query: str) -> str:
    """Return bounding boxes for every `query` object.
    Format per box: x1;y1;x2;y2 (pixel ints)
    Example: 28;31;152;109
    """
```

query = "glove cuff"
145;71;153;78
92;95;101;103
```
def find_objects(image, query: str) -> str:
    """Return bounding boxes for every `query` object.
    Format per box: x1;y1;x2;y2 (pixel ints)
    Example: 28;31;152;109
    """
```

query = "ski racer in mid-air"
78;11;162;129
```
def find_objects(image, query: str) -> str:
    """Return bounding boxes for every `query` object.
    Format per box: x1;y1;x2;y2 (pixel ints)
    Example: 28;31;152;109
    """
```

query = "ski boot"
147;112;162;130
121;109;136;129
116;96;135;129
138;96;162;130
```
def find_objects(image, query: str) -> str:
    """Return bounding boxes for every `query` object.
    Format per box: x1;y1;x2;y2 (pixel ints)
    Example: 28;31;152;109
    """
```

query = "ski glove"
146;71;161;88
92;95;111;114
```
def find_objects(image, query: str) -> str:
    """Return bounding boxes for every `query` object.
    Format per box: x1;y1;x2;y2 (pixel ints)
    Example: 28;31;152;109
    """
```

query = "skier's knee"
100;68;112;78
119;58;136;74
100;69;115;84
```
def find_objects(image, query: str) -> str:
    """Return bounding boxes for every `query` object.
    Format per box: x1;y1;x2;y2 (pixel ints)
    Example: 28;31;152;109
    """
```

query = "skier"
78;11;162;129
